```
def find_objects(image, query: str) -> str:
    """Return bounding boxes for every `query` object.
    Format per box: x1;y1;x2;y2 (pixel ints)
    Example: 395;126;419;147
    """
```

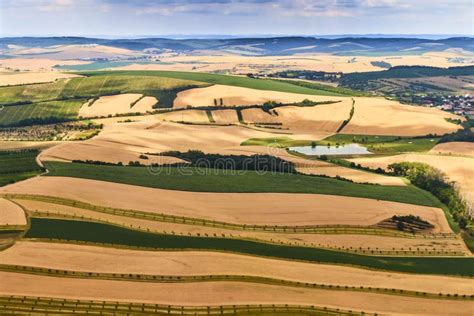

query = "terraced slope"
0;75;206;126
43;162;440;207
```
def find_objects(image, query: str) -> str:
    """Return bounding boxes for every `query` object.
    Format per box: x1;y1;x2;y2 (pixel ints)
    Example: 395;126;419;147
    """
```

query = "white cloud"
37;0;75;12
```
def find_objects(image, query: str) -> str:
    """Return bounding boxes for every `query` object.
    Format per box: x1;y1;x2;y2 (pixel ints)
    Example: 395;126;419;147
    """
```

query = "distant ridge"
1;36;472;56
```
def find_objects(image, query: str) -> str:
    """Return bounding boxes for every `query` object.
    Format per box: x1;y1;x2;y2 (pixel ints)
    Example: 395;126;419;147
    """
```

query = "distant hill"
0;36;473;56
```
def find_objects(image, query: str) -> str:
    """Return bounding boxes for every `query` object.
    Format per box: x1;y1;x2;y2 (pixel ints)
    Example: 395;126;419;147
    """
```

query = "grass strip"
43;161;442;207
24;218;474;276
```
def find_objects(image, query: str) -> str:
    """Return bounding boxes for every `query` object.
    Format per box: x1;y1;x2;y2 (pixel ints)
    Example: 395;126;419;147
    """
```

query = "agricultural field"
0;74;207;127
0;54;473;314
0;150;43;186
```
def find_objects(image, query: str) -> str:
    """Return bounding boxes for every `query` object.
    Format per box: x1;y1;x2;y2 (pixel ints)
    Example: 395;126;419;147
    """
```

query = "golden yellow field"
174;84;345;108
0;198;26;226
349;153;474;205
115;51;474;74
2;241;472;295
1;45;473;314
1;176;451;231
0;72;80;86
430;142;474;157
79;94;157;118
344;97;461;136
14;199;466;253
1;271;472;315
0;58;89;72
173;85;461;136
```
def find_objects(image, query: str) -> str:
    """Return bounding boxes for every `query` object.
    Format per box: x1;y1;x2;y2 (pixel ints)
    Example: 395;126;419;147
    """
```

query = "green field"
0;99;84;127
78;70;351;96
317;134;440;154
275;79;366;97
241;134;439;154
45;161;441;207
25;218;474;276
0;150;43;186
241;137;315;148
0;75;206;126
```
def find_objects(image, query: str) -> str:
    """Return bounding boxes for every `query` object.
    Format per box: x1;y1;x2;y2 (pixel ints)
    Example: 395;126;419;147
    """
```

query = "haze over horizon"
1;0;472;37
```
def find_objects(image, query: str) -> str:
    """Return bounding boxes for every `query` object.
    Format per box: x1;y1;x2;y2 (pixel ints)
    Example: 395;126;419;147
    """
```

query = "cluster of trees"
389;162;470;229
160;150;296;173
439;118;474;143
391;215;434;232
336;102;355;133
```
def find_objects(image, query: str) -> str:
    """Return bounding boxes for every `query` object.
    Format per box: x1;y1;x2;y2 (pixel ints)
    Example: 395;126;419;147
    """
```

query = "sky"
0;0;473;37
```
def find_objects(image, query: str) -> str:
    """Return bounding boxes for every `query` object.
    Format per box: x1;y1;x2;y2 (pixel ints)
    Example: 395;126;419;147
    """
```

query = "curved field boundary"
5;194;454;239
0;295;367;316
78;70;351;97
29;211;466;257
43;161;442;207
1;265;471;301
337;98;355;133
23;218;474;276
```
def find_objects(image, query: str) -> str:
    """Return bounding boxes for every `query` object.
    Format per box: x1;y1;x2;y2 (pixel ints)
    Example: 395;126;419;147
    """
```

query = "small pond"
289;143;372;156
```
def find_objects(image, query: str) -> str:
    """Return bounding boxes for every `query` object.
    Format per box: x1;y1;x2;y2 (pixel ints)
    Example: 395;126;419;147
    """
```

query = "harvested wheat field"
3;241;473;295
344;97;462;136
430;142;474;157
1;176;451;231
0;141;62;150
211;109;239;124
39;142;184;166
241;99;353;135
174;84;346;108
158;109;210;124
79;94;155;118
0;198;26;226
15;199;465;253
0;58;89;72
9;45;138;60
35;119;288;165
0;72;80;86
116;52;473;74
1;271;472;315
349;154;474;204
89;119;286;153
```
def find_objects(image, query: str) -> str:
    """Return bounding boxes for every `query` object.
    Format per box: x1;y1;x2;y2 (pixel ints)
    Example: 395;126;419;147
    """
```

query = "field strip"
41;161;445;208
173;84;347;108
0;264;471;300
23;218;474;276
0;176;452;232
12;194;469;256
0;295;366;316
6;194;451;238
1;271;472;315
27;209;467;256
2;241;473;296
0;198;27;226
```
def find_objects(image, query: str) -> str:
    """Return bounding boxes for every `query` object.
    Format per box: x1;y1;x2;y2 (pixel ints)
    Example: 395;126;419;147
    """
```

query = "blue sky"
1;0;472;37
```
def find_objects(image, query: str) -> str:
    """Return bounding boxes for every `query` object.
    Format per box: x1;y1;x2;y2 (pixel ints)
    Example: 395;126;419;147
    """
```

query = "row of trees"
389;162;471;230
